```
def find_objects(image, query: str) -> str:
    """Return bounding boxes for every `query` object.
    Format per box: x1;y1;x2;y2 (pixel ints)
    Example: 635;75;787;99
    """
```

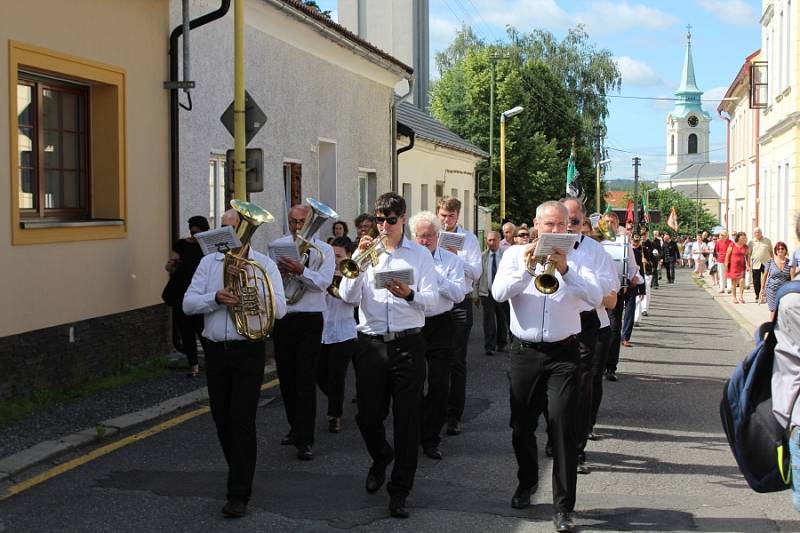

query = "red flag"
625;198;634;225
667;206;679;232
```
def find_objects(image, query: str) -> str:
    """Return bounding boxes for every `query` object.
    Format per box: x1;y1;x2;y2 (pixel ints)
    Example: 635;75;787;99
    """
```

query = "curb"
698;277;768;338
0;362;277;484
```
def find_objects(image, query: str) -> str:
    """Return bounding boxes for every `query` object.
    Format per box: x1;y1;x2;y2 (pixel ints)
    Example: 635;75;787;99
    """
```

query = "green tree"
641;185;719;236
302;1;332;17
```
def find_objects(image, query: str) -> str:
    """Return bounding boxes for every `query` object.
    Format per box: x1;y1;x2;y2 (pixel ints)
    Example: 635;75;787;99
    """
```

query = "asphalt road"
1;268;798;532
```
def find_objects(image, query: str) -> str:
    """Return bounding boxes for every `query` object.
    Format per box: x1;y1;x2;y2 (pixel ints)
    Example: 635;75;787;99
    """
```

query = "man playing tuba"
269;203;335;461
183;207;286;519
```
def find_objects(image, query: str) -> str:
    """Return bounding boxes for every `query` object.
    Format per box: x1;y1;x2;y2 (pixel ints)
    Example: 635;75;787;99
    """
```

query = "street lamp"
500;106;524;221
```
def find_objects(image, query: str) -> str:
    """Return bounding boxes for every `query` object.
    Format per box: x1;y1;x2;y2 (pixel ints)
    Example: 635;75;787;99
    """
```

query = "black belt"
519;335;577;352
425;311;452;322
204;338;265;349
359;328;422;343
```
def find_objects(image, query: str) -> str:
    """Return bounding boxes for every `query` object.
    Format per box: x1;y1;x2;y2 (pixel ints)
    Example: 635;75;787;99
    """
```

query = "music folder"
195;226;242;255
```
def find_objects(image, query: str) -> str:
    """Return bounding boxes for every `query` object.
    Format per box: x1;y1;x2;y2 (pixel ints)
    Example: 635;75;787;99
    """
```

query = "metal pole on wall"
633;157;641;231
594;124;602;213
489;53;496;198
500;114;506;222
233;0;246;200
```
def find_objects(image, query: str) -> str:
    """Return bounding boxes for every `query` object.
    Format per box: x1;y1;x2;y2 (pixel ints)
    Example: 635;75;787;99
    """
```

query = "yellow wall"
0;0;170;336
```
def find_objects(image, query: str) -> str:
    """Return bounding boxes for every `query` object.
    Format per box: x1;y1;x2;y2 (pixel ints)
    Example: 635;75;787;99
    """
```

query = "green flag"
642;190;650;224
566;149;583;199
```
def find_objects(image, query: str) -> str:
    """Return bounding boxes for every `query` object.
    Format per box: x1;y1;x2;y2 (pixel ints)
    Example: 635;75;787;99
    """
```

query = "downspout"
754;106;760;227
168;0;232;243
392;78;415;192
721;111;731;228
396;123;415;155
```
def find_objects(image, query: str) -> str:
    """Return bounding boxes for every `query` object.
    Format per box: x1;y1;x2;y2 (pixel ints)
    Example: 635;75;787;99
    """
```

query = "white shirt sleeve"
439;252;466;304
296;241;335;292
491;246;532;302
183;255;220;316
410;246;439;311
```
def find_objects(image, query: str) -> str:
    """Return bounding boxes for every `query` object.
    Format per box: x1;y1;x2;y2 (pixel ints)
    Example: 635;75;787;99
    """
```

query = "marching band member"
436;196;482;436
338;192;438;519
561;198;619;474
492;201;602;533
409;210;465;460
318;237;358;434
183;208;286;518
270;204;335;461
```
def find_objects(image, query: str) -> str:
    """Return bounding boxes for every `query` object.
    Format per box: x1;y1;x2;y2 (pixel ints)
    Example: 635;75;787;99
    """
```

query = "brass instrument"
340;234;388;279
224;199;278;340
597;218;616;242
524;241;560;295
284;197;339;305
327;274;343;299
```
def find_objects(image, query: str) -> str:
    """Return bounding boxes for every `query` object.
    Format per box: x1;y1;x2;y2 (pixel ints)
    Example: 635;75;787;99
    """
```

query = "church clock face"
688;115;699;127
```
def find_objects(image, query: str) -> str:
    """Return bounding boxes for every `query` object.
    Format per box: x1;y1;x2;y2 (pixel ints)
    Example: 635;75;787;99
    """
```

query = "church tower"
665;27;711;175
338;0;430;109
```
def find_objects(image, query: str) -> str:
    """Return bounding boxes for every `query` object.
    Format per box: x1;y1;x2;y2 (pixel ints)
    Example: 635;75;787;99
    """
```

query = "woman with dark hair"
328;220;352;248
725;231;751;304
760;241;792;319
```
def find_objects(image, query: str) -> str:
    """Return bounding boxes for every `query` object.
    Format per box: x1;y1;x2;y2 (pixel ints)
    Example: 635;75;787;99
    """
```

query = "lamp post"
500;105;524;221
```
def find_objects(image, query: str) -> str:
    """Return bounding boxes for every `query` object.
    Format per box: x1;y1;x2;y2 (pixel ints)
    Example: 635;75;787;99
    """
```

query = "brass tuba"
524;243;559;295
340;234;388;279
224;199;278;340
284;198;339;305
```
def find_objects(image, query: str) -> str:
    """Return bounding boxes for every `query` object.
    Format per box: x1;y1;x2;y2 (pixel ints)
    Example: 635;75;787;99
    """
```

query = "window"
209;154;227;227
688;133;698;154
420;183;428;211
402;182;412;210
670;135;674;156
463;190;471;231
10;41;127;244
435;180;444;200
358;170;376;214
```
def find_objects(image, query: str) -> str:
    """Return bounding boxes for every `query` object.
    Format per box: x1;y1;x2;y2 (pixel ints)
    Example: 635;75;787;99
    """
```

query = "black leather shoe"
389;496;410;518
545;443;553;457
605;371;618;382
510;485;534;509
221;499;247;518
424;447;443;460
297;444;314;461
280;431;295;445
577;460;591;475
328;417;341;433
365;461;389;493
553;512;576;532
587;431;599;441
445;422;462;436
485;349;494;356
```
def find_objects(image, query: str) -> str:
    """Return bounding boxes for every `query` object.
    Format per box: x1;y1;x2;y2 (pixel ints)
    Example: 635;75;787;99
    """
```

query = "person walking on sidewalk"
477;231;508;355
715;230;733;294
183;208;287;518
725;232;751;305
749;228;773;302
760;242;792;319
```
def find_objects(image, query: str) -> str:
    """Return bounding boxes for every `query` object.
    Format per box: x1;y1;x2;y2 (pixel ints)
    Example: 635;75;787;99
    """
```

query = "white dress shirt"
338;237;438;334
491;244;603;343
183;249;287;341
322;293;358;344
572;236;619;328
427;247;465;317
269;234;335;314
477;248;503;297
452;225;482;295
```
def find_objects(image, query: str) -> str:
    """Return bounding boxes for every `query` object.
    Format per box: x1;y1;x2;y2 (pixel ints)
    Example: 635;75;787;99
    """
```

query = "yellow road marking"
1;378;279;501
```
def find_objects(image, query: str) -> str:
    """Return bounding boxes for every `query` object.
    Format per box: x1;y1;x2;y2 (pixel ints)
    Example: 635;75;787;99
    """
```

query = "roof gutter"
396;122;416;155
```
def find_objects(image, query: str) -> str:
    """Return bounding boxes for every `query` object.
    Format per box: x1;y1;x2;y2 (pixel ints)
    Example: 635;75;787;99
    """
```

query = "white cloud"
616;56;664;87
473;0;571;31
430;15;460;49
702;86;729;113
698;0;758;26
577;1;680;34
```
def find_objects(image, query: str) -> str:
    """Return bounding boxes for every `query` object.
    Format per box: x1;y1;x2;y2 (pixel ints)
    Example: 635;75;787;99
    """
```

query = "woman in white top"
692;234;708;276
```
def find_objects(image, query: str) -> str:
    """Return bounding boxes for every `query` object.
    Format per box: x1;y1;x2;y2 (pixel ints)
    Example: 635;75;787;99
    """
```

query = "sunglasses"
568;218;582;226
374;216;399;225
517;233;529;237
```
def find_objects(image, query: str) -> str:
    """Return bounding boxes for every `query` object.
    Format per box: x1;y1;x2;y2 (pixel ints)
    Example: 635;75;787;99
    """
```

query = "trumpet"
340;234;388;279
327;274;343;299
524;242;559;295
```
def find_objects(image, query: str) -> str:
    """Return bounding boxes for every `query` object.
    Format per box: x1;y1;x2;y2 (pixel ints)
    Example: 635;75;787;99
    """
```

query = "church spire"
676;24;702;96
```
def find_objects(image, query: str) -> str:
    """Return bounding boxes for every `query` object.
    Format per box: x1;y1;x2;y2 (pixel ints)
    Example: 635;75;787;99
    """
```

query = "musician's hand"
215;288;239;307
445;245;459;254
548;247;568;275
603;290;617;310
225;262;240;277
278;257;304;275
358;235;373;252
385;278;411;299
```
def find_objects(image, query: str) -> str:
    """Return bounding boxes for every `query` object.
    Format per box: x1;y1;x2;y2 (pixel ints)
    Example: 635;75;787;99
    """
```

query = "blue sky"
316;0;761;180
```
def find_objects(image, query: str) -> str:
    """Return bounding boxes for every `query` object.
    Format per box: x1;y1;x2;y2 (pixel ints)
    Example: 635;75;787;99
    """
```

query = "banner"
667;206;679;232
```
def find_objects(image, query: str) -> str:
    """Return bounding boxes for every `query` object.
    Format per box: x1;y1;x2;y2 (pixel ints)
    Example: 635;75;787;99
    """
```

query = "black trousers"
651;265;660;287
318;339;356;418
204;339;266;502
354;332;426;498
448;298;473;424
606;290;625;373
173;305;205;366
664;260;676;283
509;337;579;513
421;312;454;451
753;265;766;299
481;294;509;350
590;326;612;431
576;313;599;456
273;312;323;447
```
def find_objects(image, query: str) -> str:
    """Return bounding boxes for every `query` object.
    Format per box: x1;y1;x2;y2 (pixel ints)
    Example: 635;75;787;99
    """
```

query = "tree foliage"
302;1;332;18
641;185;720;237
430;26;621;223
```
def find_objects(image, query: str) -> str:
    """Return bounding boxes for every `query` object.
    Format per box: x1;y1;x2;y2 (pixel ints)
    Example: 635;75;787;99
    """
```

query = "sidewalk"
697;272;771;338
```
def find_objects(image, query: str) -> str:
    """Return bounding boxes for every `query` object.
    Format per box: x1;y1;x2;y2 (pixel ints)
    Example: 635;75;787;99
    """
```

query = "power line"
460;0;500;42
607;145;726;157
604;94;733;103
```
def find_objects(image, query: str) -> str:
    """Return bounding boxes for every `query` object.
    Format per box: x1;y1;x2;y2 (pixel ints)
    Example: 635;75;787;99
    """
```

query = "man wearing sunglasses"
436;196;482;437
338;192;438;519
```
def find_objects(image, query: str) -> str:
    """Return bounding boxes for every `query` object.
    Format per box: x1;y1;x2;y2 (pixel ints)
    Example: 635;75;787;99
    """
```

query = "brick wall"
0;305;170;400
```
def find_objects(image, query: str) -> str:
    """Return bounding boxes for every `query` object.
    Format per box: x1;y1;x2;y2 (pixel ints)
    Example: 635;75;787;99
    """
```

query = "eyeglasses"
568;218;582;226
517;233;529;237
374;216;399;225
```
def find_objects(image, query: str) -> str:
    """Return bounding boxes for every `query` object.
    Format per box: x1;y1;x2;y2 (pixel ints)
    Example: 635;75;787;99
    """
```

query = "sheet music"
532;233;579;257
374;268;415;290
195;226;242;255
439;231;465;251
268;243;301;263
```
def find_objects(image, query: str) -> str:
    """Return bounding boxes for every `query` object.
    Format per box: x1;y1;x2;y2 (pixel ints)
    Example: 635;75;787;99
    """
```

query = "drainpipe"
168;0;232;243
392;79;415;192
754;105;760;228
396;122;415;155
721;111;731;229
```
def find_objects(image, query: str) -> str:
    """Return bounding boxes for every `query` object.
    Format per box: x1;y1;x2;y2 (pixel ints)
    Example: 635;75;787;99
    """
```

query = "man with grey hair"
477;230;508;355
410;210;465;460
493;200;603;533
749;228;773;301
500;222;516;251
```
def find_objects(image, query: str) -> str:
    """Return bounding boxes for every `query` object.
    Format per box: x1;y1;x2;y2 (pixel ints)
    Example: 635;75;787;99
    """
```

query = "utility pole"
593;124;602;213
632;157;641;231
233;0;246;200
489;52;497;197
